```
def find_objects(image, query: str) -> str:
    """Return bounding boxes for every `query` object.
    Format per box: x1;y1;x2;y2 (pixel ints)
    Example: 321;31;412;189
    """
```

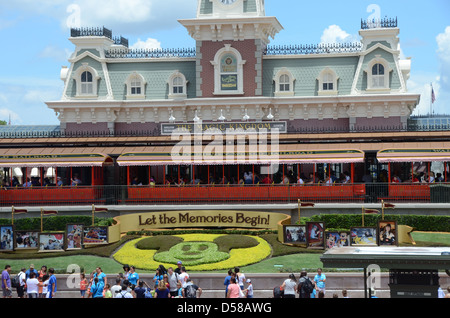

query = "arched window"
365;56;391;91
211;44;246;95
81;71;93;95
126;72;146;99
371;63;385;88
317;68;338;95
168;71;188;99
74;63;100;98
273;68;295;97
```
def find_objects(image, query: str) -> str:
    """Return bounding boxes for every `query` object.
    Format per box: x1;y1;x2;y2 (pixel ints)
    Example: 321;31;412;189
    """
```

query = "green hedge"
0;216;114;232
307;214;450;232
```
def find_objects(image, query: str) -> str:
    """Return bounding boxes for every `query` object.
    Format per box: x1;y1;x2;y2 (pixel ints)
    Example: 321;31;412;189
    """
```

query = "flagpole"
298;199;301;223
92;204;95;227
41;208;43;232
381;200;385;221
362;206;365;227
11;205;14;225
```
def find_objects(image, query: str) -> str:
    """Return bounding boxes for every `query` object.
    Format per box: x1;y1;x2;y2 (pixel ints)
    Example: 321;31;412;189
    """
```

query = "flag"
13;208;27;214
300;202;315;208
43;210;58;215
383;203;395;209
364;209;380;214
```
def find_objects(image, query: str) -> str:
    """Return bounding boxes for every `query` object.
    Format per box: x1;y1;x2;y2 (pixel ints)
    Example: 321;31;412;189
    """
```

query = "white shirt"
179;272;189;288
26;278;39;294
237;273;246;287
115;290;133;298
19;272;26;286
42;279;49;294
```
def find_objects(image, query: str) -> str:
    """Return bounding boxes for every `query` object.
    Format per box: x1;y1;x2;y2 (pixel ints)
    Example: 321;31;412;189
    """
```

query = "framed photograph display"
350;227;378;246
283;225;307;246
306;222;325;249
65;224;84;250
15;231;39;250
83;227;108;245
378;220;398;246
39;233;65;252
325;231;351;249
0;225;14;251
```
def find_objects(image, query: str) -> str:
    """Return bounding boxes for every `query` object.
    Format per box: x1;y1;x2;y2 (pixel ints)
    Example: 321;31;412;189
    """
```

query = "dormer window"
74;63;100;98
168;71;188;99
365;56;392;92
273;68;295;97
126;72;146;100
317;68;338;96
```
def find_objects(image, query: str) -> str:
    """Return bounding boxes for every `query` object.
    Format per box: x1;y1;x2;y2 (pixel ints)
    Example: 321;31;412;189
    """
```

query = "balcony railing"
361;17;398;30
2;183;449;207
264;42;363;56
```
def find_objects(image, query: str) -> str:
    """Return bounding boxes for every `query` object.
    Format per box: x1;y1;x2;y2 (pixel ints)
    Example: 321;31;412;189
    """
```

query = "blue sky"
0;0;449;125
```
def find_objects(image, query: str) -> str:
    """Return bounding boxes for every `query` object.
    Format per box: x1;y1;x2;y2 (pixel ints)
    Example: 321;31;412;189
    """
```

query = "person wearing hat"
245;279;253;298
57;177;63;187
25;264;38;280
174;261;183;275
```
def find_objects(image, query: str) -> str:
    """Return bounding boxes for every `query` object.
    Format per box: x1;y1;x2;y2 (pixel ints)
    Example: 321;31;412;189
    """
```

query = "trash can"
430;184;450;203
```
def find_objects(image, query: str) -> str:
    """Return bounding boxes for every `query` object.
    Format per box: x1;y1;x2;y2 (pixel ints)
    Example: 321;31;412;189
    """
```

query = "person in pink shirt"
226;277;241;298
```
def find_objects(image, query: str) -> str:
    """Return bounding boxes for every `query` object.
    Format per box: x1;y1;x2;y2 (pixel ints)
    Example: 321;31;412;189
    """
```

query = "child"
245;279;253;298
41;274;50;298
80;273;88;298
176;282;183;298
103;284;112;298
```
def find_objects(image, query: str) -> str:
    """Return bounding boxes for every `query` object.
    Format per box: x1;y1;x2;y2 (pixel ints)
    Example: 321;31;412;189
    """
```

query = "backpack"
11;273;21;288
144;288;153;298
273;286;284;298
301;277;314;294
185;284;197;298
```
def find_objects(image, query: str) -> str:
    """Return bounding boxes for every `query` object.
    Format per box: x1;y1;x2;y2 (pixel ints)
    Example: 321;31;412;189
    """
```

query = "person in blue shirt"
224;269;233;298
153;268;163;289
128;266;139;288
93;267;106;287
314;268;326;296
25;264;38;280
90;278;104;298
47;268;57;298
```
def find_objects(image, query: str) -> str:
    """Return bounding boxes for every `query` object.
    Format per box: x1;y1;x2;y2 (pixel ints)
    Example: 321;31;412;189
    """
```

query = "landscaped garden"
0;214;449;275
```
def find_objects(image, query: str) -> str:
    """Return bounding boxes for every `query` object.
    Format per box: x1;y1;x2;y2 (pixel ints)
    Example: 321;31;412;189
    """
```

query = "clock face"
220;0;237;5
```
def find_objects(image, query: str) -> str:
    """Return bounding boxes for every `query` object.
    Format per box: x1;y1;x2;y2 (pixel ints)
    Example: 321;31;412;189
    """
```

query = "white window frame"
168;71;188;100
317;68;339;96
211;44;246;96
74;63;100;99
365;56;392;92
273;68;295;97
125;72;146;100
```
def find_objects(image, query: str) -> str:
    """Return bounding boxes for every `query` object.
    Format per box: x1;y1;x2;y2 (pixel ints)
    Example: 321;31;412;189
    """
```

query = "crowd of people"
2;174;82;188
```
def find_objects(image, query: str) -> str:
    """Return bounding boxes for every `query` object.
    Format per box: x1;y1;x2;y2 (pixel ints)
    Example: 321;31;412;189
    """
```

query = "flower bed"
113;234;272;271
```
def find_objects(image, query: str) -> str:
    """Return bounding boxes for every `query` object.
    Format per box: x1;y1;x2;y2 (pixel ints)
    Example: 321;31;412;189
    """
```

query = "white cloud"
0;108;21;124
436;26;450;91
320;25;359;44
39;46;72;61
130;38;162;50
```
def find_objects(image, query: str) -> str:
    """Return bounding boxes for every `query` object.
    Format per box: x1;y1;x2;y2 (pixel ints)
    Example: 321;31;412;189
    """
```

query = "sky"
0;0;449;125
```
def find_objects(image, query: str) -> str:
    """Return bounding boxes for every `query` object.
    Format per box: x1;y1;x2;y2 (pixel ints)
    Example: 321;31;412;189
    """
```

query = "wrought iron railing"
361;17;398;30
113;36;129;48
264;42;363;56
70;27;113;39
105;47;197;59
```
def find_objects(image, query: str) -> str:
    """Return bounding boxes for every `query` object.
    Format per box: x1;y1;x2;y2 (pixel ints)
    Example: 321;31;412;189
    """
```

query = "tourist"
17;268;26;298
155;280;170;298
122;264;130;280
445;287;450;298
226;277;241;298
298;271;314;299
179;266;189;289
103;284;112;298
57;176;64;187
245;279;253;298
25;264;38;280
110;278;122;297
175;261;183;275
153;267;164;289
93;267;107;288
224;269;233;298
128;266;139;288
40;274;49;298
115;284;133;298
314;268;326;296
2;265;11;298
342;289;349;298
23;178;32;188
26;272;39;298
89;277;103;298
281;274;297;299
80;273;88;298
134;281;151;298
183;278;202;298
167;267;181;298
38;266;47;282
176;282;183;298
47;268;57;298
71;174;82;186
296;175;304;185
318;290;325;298
235;267;246;290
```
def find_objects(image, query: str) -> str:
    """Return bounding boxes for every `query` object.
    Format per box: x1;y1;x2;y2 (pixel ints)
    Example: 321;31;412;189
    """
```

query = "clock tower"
179;0;282;98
